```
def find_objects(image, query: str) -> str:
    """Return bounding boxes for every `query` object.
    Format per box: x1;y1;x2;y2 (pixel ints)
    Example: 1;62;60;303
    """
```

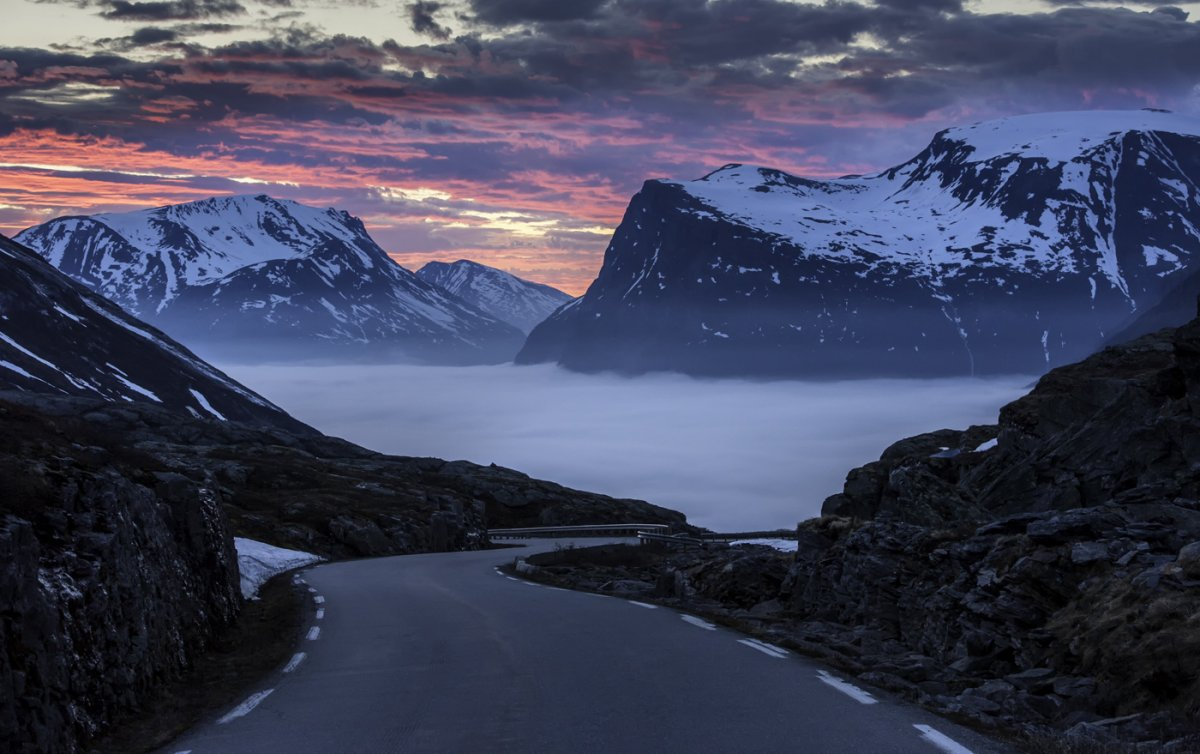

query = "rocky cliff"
0;400;241;753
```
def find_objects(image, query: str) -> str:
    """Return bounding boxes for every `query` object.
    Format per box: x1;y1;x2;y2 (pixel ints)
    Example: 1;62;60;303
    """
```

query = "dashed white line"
745;638;788;655
738;639;787;659
217;689;275;724
816;670;878;705
313;595;325;604
628;600;657;609
316;608;325;620
505;576;519;582
173;750;192;754
524;581;542;587
307;626;321;641
914;725;976;754
680;614;717;631
307;587;316;594
282;652;306;673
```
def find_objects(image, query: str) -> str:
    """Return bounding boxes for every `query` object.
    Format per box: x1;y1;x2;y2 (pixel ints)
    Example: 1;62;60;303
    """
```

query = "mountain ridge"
519;109;1200;378
16;196;526;365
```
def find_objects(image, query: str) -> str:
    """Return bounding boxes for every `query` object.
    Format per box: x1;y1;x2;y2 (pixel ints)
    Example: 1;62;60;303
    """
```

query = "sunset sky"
3;0;1200;293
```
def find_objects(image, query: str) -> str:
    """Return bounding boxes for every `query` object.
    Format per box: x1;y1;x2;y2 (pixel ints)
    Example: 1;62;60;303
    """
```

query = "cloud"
216;363;1030;531
469;0;611;25
99;0;247;20
4;2;1200;291
408;1;452;40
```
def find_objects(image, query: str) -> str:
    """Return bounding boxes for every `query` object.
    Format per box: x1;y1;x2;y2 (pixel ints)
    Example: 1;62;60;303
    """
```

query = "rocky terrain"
520;306;1200;750
0;388;685;754
0;398;241;753
520;109;1200;378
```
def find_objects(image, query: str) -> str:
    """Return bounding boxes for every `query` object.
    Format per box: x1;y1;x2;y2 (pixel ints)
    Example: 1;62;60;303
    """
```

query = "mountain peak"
416;259;573;334
935;108;1200;164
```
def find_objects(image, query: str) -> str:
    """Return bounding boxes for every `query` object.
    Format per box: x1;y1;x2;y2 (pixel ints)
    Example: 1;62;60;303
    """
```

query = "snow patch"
189;388;228;421
234;537;322;600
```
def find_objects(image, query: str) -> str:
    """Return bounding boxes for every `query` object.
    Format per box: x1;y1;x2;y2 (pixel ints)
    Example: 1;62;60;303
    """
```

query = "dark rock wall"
798;307;1200;741
0;403;240;754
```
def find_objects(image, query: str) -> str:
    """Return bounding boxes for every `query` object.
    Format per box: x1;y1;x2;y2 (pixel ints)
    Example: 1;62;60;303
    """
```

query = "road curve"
165;539;1010;754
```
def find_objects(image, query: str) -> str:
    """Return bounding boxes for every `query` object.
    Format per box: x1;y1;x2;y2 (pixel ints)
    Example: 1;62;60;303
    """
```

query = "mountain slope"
16;196;525;365
519;109;1200;378
0;233;308;431
416;259;574;333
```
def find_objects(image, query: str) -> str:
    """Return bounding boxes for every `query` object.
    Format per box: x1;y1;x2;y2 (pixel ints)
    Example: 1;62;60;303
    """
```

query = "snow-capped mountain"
16;196;525;364
416;259;574;334
0;233;308;431
518;109;1200;378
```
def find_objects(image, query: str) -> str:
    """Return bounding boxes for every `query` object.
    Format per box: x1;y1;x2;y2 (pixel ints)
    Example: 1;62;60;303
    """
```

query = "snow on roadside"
235;537;322;600
729;539;798;552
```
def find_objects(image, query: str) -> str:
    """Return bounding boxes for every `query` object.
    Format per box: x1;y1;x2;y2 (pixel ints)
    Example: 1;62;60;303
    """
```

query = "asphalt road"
165;539;1010;754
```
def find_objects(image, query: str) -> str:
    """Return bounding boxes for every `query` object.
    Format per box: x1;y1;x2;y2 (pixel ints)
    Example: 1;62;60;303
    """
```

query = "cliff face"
786;305;1200;743
0;401;241;753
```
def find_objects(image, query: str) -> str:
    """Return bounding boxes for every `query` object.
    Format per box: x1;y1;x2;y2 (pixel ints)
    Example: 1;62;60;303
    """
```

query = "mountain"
0;232;308;431
416;259;575;334
518;109;1200;378
15;196;525;365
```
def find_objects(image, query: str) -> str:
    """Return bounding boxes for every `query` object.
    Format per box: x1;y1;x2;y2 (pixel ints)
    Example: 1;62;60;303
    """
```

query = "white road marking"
282;652;306;673
315;608;325;620
307;626;321;641
628;600;657;609
217;689;275;724
505;576;519;582
680;614;717;631
545;586;569;592
174;750;192;754
816;670;878;705
313;595;325;604
307;587;316;594
914;725;976;754
524;581;542;587
738;639;787;658
745;638;789;655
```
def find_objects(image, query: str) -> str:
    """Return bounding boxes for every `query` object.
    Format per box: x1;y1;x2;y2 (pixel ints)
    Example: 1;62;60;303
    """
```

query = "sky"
219;362;1030;530
3;0;1200;293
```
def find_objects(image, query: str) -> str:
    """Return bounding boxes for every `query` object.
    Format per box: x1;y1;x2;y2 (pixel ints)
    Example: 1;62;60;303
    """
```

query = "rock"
1177;541;1200;578
1070;541;1110;564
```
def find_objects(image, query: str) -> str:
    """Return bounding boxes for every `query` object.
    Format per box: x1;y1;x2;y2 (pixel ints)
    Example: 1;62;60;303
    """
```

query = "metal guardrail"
489;523;672;540
636;531;710;549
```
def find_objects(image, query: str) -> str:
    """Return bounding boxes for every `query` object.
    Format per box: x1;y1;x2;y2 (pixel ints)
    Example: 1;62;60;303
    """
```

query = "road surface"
165;539;1009;754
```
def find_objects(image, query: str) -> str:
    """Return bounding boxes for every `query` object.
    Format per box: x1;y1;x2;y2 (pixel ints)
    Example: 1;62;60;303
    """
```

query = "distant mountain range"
0;233;307;431
416;259;574;334
519;109;1200;378
15;196;527;365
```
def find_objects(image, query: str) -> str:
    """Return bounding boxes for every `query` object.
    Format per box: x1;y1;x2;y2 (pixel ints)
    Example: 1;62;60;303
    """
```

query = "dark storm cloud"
126;26;179;44
469;0;610;25
100;0;246;20
408;1;452;40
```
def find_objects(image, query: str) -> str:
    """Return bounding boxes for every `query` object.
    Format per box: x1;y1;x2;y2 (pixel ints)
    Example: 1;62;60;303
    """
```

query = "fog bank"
220;363;1031;531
